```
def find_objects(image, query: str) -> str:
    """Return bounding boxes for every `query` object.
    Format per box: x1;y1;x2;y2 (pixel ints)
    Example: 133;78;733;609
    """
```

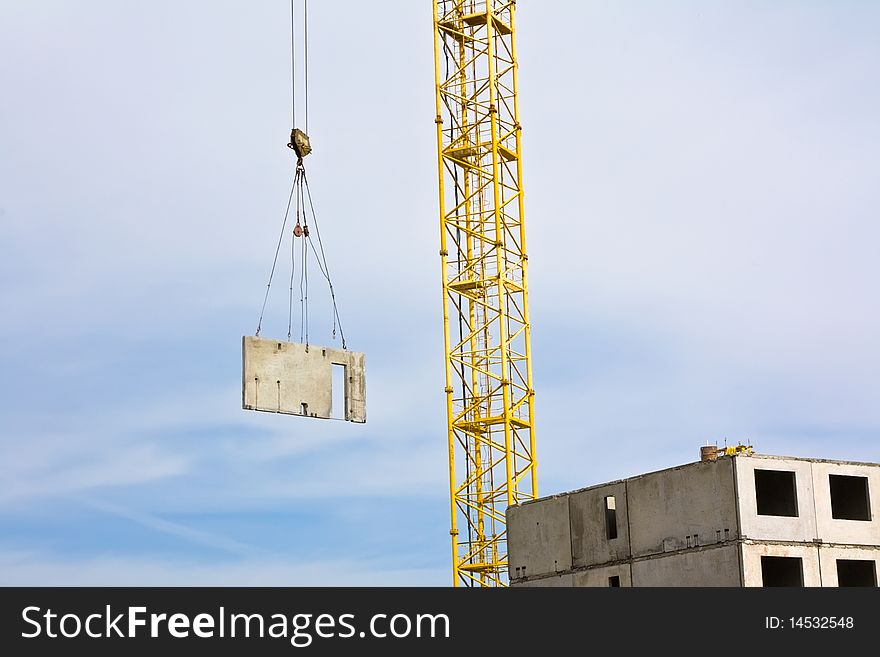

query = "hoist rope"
255;0;346;349
290;0;309;132
304;0;310;133
256;176;297;337
290;0;296;128
301;221;309;345
302;172;346;349
287;218;296;341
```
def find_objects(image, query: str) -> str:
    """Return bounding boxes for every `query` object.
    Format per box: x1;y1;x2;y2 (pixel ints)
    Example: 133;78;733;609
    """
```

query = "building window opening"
754;469;798;517
836;559;876;587
761;556;804;587
604;496;618;540
331;363;347;420
829;475;871;521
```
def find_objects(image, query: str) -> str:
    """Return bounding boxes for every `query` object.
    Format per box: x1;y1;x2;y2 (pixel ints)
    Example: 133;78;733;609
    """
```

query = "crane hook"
288;128;312;159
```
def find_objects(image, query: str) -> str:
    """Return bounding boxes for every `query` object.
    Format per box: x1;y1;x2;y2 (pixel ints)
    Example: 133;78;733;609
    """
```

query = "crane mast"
432;0;537;587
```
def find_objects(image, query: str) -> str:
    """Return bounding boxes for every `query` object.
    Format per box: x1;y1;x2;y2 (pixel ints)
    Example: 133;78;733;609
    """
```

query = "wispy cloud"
0;549;448;587
71;496;264;558
0;436;188;507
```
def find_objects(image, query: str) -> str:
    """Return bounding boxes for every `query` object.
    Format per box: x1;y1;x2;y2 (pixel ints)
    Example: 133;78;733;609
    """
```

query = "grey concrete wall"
627;458;738;558
817;545;880;587
572;564;632;587
510;573;573;587
810;461;880;546
735;456;818;542
507;496;572;580
569;482;630;568
242;336;366;422
631;544;742;586
740;542;822;587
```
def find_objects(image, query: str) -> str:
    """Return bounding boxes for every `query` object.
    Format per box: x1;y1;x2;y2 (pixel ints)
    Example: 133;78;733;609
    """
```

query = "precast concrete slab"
735;456;818;543
817;545;880;586
507;496;572;580
627;457;738;557
740;541;822;587
571;564;632;587
810;461;880;546
242;336;366;423
510;573;573;588
631;543;741;586
569;482;630;568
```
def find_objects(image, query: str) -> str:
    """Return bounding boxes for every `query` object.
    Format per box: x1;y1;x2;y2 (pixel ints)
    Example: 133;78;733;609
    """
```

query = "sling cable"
255;0;345;350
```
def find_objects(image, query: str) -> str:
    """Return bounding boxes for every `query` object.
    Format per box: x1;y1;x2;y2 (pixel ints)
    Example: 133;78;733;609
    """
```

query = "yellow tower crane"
432;0;538;587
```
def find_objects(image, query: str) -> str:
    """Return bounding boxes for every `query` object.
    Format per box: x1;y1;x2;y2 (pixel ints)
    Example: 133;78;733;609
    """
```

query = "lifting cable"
255;177;297;339
255;0;346;349
304;0;309;134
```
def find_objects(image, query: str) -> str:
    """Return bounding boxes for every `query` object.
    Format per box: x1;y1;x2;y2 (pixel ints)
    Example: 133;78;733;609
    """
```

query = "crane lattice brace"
432;0;537;587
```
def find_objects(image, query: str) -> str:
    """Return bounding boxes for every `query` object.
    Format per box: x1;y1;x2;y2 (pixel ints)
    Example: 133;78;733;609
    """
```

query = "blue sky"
1;1;878;585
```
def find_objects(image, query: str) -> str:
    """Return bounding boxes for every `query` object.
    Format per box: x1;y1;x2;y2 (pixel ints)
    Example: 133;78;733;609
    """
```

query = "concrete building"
507;452;880;586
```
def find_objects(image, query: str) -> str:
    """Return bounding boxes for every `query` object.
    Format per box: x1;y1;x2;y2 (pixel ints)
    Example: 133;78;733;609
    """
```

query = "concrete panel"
510;573;573;587
507;497;572;580
740;542;822;587
818;545;880;587
735;456;817;542
811;461;880;546
242;336;366;423
627;458;738;558
569;482;631;568
631;544;742;586
572;564;633;587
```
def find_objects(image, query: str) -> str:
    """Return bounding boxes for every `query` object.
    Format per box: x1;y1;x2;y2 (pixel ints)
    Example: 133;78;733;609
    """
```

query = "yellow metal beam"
433;0;537;587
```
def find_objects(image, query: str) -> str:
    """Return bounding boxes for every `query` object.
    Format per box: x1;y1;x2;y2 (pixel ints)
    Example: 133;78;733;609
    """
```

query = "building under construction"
507;450;880;587
242;1;877;589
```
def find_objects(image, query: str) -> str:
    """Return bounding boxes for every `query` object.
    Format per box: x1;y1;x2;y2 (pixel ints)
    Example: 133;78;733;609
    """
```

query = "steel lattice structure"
432;0;537;587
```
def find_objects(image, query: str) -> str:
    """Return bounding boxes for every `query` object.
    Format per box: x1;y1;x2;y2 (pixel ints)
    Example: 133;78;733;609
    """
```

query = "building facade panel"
507;495;572;581
631;544;741;587
740;542;822;587
571;564;633;587
817;545;880;587
512;573;573;587
810;461;880;546
569;482;630;568
627;458;738;557
735;457;818;543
